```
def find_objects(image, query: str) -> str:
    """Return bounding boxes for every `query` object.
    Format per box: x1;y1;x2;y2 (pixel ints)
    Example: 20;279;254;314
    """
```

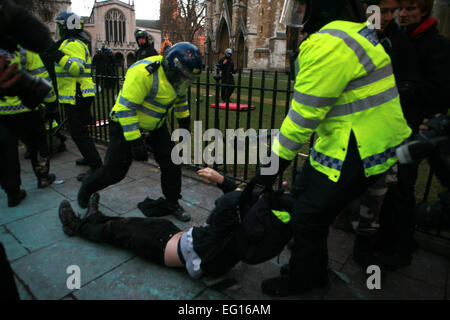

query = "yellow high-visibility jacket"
110;56;190;141
272;20;412;182
54;38;95;105
0;47;56;115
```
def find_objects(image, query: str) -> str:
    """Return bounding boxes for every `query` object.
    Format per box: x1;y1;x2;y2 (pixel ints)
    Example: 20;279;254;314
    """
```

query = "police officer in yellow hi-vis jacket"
0;46;57;207
247;0;413;296
47;12;102;182
77;42;201;222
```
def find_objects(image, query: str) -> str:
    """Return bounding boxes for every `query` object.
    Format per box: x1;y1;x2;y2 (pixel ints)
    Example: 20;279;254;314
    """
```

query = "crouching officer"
47;12;102;182
0;46;57;207
249;0;413;297
77;42;201;222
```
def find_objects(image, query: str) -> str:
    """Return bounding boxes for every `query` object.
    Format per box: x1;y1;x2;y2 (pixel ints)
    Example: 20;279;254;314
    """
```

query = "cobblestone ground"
1;138;448;300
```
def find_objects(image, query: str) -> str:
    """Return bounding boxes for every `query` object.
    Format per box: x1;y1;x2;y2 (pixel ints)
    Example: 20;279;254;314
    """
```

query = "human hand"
419;118;429;132
0;56;21;91
197;167;224;185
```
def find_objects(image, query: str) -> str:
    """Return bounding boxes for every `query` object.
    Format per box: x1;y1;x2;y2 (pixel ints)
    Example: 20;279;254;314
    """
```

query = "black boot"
7;190;27;207
262;272;329;297
38;173;56;188
138;197;191;222
58;200;81;236
352;235;381;270
77;187;91;209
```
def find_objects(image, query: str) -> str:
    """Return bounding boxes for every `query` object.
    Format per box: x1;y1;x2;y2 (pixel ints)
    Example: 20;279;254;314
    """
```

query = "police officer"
77;42;201;222
134;29;158;61
47;12;102;181
217;48;236;102
249;0;412;296
0;46;57;207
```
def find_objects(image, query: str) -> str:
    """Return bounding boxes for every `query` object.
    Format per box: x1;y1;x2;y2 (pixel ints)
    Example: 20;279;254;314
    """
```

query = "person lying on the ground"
58;168;294;279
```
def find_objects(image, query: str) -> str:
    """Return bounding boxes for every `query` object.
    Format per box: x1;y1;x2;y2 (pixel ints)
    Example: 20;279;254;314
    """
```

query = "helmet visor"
280;0;308;28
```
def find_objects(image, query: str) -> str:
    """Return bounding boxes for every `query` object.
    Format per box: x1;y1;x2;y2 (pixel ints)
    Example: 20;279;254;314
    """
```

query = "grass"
85;72;446;203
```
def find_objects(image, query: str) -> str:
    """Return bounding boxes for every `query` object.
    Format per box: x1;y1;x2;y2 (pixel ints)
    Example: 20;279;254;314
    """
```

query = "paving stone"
50;150;83;165
181;182;223;211
6;200;117;253
73;257;205;300
99;177;164;214
0;187;67;225
14;276;34;300
126;161;161;181
0;226;28;261
397;249;449;289
324;258;445;300
50;176;135;202
327;226;355;265
194;289;231;300
11;237;133;300
50;161;88;181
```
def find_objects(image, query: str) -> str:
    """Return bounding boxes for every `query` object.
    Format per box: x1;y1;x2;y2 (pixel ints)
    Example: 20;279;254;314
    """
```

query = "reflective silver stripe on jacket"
174;105;189;113
114;110;137;118
310;148;344;171
277;131;303;151
318;29;377;74
119;96;140;109
294;90;338;107
326;86;398;118
344;64;393;92
29;66;47;75
362;145;397;169
122;123;140;132
136;105;165;119
287;108;320;129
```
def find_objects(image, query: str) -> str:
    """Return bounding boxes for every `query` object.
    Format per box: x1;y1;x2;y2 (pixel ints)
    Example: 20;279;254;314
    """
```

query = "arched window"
105;9;126;44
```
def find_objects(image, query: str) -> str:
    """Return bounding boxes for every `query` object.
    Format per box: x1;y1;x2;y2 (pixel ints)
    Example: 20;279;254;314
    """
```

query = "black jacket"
218;56;235;83
404;18;450;122
378;21;422;132
135;44;158;62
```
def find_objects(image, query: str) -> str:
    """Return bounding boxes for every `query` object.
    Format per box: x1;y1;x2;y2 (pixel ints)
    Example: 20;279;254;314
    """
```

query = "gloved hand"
178;116;191;131
128;137;148;162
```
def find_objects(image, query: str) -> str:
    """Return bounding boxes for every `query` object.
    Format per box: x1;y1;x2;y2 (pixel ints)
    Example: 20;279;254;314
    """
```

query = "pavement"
1;137;449;300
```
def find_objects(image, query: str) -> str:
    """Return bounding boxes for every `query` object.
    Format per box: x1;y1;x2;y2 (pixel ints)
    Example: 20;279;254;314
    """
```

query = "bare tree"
160;0;206;43
13;0;60;22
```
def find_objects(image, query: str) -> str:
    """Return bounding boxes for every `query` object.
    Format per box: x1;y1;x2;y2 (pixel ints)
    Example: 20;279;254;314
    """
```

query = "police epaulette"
145;61;160;74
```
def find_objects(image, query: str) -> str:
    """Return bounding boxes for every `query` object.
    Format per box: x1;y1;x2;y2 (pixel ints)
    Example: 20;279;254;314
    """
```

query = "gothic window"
105;9;126;44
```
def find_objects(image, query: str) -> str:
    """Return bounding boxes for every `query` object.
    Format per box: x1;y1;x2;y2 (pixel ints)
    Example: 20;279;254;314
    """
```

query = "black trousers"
75;213;181;265
0;242;19;300
220;75;234;102
64;97;102;169
0;111;49;196
289;133;381;283
82;120;182;201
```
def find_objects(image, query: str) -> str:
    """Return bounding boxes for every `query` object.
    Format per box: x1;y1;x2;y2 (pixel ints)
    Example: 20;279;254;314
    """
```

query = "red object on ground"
209;102;255;110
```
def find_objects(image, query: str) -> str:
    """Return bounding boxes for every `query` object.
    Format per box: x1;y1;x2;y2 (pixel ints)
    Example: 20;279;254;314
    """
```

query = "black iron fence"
56;68;448;241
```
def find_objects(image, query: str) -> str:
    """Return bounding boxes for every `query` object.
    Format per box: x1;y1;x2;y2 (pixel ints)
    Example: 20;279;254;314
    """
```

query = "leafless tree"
160;0;206;43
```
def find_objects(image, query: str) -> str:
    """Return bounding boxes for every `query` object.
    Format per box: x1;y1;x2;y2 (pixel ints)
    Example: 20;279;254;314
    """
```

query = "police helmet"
225;48;232;56
280;0;366;34
55;12;83;39
135;29;149;47
163;42;202;96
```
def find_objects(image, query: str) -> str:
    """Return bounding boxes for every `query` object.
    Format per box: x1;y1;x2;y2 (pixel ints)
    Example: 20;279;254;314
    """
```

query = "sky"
70;0;161;20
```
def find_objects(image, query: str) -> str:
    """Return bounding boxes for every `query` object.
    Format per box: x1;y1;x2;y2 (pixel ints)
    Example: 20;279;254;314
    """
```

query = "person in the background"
134;29;158;61
47;12;103;182
217;48;236;102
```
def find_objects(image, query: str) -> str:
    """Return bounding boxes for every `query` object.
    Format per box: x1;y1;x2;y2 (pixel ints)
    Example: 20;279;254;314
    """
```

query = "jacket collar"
410;18;438;38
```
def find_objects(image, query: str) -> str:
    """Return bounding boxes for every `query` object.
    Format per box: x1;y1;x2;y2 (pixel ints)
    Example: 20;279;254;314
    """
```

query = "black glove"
178;116;191;131
128;137;148;162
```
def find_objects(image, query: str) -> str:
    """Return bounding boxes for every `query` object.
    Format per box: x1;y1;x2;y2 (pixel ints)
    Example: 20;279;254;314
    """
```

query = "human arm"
197;167;237;193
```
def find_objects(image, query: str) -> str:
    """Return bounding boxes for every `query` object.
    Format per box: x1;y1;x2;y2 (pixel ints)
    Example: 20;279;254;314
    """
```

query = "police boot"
77;187;91;209
138;197;191;222
7;190;27;208
59;200;81;236
352;235;381;270
38;173;56;189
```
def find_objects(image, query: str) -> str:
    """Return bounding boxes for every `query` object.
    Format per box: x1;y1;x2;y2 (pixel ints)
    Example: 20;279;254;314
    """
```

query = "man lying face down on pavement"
58;168;294;279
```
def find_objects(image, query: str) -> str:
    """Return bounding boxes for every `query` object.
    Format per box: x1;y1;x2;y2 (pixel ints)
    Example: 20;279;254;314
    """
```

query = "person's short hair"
401;0;434;19
362;0;399;6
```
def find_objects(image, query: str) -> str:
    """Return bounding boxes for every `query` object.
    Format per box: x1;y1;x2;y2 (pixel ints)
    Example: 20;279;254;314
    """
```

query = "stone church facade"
81;0;161;69
204;0;291;71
